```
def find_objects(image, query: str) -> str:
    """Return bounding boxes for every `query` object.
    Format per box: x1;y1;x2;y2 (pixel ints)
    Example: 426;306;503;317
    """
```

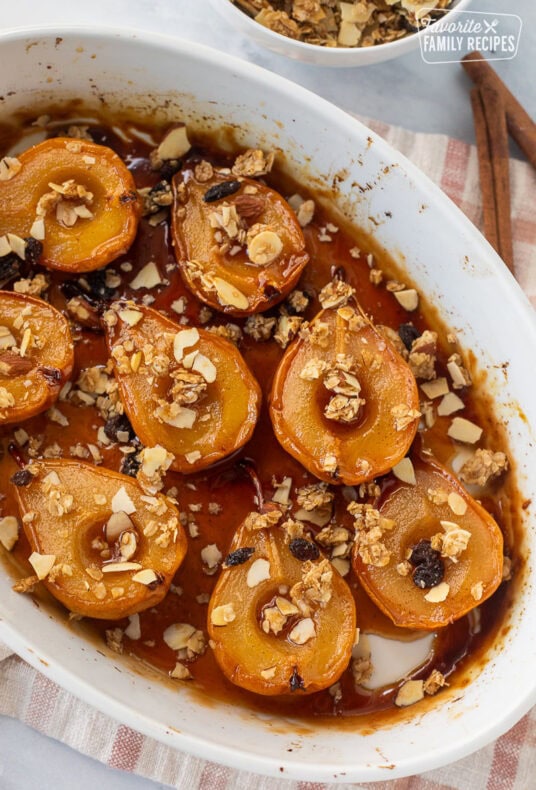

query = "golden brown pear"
171;168;309;315
352;449;504;629
208;505;356;696
269;300;420;485
13;459;187;619
0;291;73;424
103;301;261;473
0;137;140;272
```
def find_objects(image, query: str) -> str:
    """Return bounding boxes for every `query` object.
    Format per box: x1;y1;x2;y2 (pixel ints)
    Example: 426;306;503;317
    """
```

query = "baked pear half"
13;460;187;619
0;291;73;424
208;508;356;696
104;301;261;473
0;137;140;272
171;168;309;315
351;449;504;630
269;300;420;485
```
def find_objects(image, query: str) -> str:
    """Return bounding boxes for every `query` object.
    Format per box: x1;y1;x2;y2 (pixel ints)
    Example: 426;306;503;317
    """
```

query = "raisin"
104;414;135;443
39;366;62;384
0;253;19;284
409;539;440;567
263;284;281;299
24;237;43;264
119;190;138;204
84;269;116;301
289;666;305;692
224;547;255;567
159;160;182;181
10;469;34;487
120;453;141;477
413;561;444;589
289;538;320;562
203;180;241;203
398;323;420;351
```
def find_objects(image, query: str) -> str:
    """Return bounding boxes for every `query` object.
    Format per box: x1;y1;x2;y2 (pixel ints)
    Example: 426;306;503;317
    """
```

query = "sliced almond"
395;679;425;707
272;476;292;506
212;277;249;310
29;552;56;580
289;617;316;645
132;568;159;585
424;581;450;603
420;377;449;399
247;230;283;265
111;486;136;515
275;596;299;616
447;491;467;516
102;561;142;573
105;510;134;542
246;557;271;588
185;450;202;465
173;327;199;362
293;507;332;527
157;124;191;161
471;581;484;601
192;352;217;383
170;662;192;680
394;289;419;312
125;613;141;640
211;603;236;626
437;391;465;416
0;516;19;551
447;417;483;444
119;530;138;561
331;557;350;577
130;261;162;290
30;217;46;240
260;666;276;680
166;406;197;429
119;308;144;327
163;622;196;651
0;156;22;181
392;457;416;485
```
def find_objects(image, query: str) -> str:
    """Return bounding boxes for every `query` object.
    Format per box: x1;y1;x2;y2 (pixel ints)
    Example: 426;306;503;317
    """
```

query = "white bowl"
208;0;472;66
0;25;535;783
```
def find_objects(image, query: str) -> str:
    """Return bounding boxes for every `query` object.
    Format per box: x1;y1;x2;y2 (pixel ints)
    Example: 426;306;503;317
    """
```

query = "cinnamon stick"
463;52;536;171
470;85;514;272
470;87;498;252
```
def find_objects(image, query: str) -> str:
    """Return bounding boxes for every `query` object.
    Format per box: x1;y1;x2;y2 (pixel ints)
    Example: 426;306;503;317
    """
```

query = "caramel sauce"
0;120;520;725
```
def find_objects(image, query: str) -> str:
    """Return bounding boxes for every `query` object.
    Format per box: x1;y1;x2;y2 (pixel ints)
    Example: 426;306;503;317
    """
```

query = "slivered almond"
101;561;142;573
0;516;19;551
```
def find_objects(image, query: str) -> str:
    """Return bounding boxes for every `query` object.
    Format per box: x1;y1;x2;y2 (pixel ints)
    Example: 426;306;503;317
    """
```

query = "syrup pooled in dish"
0;115;514;717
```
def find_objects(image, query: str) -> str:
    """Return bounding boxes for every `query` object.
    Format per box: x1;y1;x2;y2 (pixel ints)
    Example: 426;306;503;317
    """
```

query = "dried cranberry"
120;453;141;477
10;469;34;487
203;180;241;203
104;414;135;443
159;160;182;181
289;538;320;562
224;547;255;567
84;269;116;301
398;323;420;351
289;667;305;692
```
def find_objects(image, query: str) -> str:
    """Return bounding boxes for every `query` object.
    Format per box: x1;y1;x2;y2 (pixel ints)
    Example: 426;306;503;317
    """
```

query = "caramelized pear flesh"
104;302;261;473
13;460;187;619
171;169;309;315
0;138;140;272
352;451;504;630
208;511;356;696
269;301;420;485
0;291;73;424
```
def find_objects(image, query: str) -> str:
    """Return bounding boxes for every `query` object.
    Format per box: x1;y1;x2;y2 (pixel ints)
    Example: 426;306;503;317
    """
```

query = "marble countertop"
0;1;534;787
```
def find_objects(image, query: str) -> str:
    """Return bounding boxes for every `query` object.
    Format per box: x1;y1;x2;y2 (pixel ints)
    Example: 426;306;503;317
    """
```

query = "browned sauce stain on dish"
0;113;524;733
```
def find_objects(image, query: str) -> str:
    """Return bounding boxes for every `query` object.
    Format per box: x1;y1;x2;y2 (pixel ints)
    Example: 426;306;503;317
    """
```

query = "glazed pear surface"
13;460;187;619
0;291;73;424
270;301;420;485
208;509;356;696
104;302;262;473
0;137;140;272
352;451;504;630
171;169;309;315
